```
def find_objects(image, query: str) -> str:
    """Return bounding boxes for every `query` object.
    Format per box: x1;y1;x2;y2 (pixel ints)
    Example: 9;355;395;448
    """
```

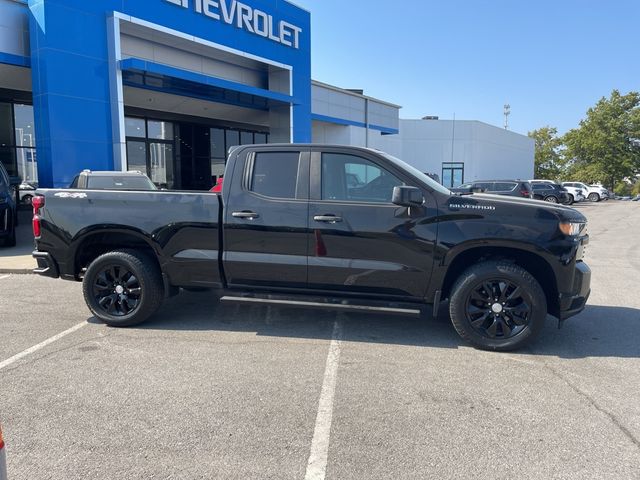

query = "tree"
563;90;640;189
528;126;564;179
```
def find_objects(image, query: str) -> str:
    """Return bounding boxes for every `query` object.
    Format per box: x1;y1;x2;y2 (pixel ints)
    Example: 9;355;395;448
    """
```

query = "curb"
0;268;33;274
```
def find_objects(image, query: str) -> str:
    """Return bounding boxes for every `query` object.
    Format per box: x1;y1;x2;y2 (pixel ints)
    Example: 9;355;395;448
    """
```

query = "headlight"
559;221;586;236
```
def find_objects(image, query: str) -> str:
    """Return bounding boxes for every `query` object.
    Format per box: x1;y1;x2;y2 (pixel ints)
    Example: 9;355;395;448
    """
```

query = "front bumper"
558;261;591;320
32;250;60;278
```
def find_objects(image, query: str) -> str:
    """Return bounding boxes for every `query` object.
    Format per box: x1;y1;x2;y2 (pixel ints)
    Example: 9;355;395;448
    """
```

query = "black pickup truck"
32;145;591;351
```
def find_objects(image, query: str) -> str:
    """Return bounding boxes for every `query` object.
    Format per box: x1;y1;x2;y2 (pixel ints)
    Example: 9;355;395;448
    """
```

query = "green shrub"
614;182;632;196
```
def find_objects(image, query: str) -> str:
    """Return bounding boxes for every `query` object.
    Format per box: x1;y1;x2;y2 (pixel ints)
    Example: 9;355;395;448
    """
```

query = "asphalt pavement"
1;201;639;479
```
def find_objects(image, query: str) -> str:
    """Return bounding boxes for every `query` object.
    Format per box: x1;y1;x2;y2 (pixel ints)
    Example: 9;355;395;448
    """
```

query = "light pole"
504;104;511;130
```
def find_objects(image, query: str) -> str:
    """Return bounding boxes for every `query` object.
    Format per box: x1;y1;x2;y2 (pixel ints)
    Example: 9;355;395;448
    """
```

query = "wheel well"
74;232;159;277
441;247;559;315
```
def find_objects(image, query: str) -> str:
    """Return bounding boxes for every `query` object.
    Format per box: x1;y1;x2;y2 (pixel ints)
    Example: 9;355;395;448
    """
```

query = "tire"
449;261;547;351
544;195;558;203
565;194;574;205
588;192;600;202
82;249;164;327
22;194;33;206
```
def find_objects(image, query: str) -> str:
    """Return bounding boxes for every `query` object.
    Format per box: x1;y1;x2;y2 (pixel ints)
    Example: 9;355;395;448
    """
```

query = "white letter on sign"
253;10;269;38
203;0;221;19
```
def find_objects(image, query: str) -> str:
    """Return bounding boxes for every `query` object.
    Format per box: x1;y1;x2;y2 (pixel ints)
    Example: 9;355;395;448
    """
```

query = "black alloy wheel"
92;265;142;317
465;279;530;339
82;249;164;327
449;261;546;351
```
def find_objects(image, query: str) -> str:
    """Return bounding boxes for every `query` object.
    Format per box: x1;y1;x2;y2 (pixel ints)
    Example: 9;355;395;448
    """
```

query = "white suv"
563;182;609;202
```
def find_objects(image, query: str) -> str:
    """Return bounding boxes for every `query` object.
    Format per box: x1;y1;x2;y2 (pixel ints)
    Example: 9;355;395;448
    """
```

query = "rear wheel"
449;261;547;351
82;249;164;327
564;194;574;205
544;195;558;203
588;192;600;202
22;194;33;206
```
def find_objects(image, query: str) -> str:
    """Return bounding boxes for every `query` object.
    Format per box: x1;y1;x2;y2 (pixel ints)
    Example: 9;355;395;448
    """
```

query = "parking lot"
1;201;639;479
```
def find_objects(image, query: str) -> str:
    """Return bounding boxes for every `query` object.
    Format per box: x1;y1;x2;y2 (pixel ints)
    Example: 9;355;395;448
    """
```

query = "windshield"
87;175;157;191
377;151;452;195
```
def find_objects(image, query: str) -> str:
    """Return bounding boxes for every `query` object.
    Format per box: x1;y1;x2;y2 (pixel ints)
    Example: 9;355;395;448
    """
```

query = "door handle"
232;211;260;220
314;215;343;224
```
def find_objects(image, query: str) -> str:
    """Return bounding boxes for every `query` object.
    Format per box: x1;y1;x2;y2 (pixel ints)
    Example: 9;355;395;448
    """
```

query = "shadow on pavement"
87;291;640;359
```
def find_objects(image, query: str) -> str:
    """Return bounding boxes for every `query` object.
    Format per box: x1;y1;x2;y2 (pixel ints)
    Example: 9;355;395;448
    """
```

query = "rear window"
87;176;156;190
250;152;300;199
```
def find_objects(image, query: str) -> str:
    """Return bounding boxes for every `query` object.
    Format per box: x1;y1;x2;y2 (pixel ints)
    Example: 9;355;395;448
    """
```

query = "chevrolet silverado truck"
32;145;591;351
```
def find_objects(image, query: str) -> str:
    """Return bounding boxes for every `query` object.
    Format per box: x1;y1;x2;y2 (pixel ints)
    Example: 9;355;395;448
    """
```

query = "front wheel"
82;249;164;327
564;194;574;205
22;194;33;206
544;195;558;203
449;261;547;351
588;192;600;202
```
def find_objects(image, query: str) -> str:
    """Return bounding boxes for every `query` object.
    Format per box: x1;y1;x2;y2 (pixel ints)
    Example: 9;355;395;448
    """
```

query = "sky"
297;0;640;135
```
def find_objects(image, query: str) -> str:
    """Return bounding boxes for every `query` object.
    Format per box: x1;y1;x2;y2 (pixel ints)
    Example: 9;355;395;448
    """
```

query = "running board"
220;296;421;316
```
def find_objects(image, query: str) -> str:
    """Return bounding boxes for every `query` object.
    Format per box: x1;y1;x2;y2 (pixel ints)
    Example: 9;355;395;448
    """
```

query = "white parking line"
0;275;10;280
305;320;343;480
0;321;87;371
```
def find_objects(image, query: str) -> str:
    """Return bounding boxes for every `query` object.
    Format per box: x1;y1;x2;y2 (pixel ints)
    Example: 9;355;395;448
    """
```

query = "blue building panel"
25;0;312;187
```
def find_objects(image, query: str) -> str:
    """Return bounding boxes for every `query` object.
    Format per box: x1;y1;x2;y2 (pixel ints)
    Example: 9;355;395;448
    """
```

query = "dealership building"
0;0;532;190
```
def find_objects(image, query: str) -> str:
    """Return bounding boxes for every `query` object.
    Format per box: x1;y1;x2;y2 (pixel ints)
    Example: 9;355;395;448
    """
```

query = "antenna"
504;104;511;130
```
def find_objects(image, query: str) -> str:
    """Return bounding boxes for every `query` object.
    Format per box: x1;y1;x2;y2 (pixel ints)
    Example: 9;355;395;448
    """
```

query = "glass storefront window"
148;120;174;140
225;130;240;150
16;148;37;184
149;143;174;188
210;128;225;159
0;103;14;147
211;160;225;180
0;147;17;177
14;105;35;148
240;131;254;145
125;117;146;138
126;141;147;175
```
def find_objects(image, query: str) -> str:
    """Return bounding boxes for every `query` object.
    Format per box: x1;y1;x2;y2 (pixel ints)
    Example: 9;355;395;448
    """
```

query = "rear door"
306;148;438;299
223;147;310;289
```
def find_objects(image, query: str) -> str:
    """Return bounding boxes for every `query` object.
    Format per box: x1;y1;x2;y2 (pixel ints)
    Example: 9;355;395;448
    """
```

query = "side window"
70;176;79;188
494;182;516;191
250;151;300;199
321;153;404;203
474;182;492;191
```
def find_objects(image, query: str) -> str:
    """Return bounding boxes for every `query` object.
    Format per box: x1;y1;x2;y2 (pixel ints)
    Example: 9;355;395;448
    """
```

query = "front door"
223;148;310;289
307;148;438;299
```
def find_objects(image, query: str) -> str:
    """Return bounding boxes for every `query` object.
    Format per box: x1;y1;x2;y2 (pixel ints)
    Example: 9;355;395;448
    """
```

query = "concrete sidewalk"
0;210;36;274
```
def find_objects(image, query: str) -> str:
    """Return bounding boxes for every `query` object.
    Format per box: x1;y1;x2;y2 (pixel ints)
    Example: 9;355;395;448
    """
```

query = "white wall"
370;119;534;183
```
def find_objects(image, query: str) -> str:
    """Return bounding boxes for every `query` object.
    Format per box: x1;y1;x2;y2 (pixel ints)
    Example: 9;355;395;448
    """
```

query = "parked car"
0;162;17;247
450;180;533;198
531;183;570;204
32;144;591;352
0;423;6;480
18;181;38;205
563;182;609;202
69;170;158;191
530;180;584;205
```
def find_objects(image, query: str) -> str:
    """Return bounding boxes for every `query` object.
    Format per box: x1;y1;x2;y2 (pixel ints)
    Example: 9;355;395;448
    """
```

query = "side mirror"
392;186;424;207
471;187;485;193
